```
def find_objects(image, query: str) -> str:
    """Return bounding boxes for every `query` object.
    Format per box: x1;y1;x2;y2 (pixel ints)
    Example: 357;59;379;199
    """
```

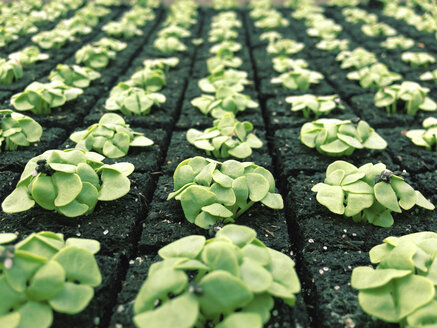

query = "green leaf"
374;182;402;213
57;200;89;217
212;169;233;188
232;176;249;208
158;235;206;259
52;172;82;207
228;142;252;158
316;185;345;214
415;191;435;210
202;203;233;218
216;225;257;247
221;160;245;179
345;193;374;217
98;169;130;201
65;238;100;254
0;313;20;328
0;233;17;244
180;186;216;223
16;301;53;328
406;300;437;327
216;313;263;328
325;169;345;186
320;139;351;154
201;241;240;276
194;162;216;187
134;293;198;328
261;192;283;209
241;293;274;324
267;249;300;295
351;267;411;289
246;173;269;202
390;179;416;210
2;185;35;213
31;175;56;210
240;257;273;293
198;271;253;317
49;282;94;314
210;183;236;206
27;260;65;301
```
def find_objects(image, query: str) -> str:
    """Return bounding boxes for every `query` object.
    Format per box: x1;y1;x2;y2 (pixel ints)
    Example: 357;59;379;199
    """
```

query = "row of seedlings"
0;4;166;327
267;1;437;327
0;1;115;104
109;6;304;328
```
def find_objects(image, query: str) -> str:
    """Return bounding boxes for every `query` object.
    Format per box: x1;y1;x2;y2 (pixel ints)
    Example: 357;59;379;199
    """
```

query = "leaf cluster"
49;64;101;89
2;149;135;217
381;35;415;50
285;94;343;118
307;18;342;40
8;46;49;66
168;157;283;228
342;8;377;24
271;68;324;90
312;161;435;227
300;118;387;156
154;25;191;54
75;38;127;70
133;224;300;328
351;232;437;326
420;68;437;83
361;23;397;37
401;52;436;68
11;81;83;115
316;39;349;53
272;57;308;73
208;12;241;43
347;63;402;89
336;48;378;70
70;113;154;158
0;59;23;85
374;81;437;115
0;109;42;151
254;9;289;30
266;38;305;57
406;117;437;151
187;113;263;159
0;231;101;328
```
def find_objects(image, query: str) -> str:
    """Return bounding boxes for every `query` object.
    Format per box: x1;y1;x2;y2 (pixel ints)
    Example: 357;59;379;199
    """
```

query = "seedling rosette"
300;118;387;156
312;161;434;227
272;57;308;73
49;64;101;89
351;232;437;326
336;48;378;70
198;69;250;93
346;63;402;89
8;46;49;66
401;52;436;68
406;117;437;150
187;113;263;159
0;231;102;328
285;94;343;118
271;68;324;90
168;156;283;229
2;149;135;217
134;224;300;328
0;109;42;151
0;59;23;85
70;113;154;158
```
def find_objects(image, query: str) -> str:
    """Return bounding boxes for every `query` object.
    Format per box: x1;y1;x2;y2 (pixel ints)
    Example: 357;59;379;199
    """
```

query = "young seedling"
347;63;402;89
420;68;437;83
209;27;238;43
254;10;289;30
187;113;263;159
266;38;305;56
337;48;378;70
168;157;283;228
209;41;242;55
300;118;387;156
0;231;101;327
2;149;135;217
312;161;434;227
133;224;300;328
206;47;242;74
154;36;187;54
32;30;73;49
381;35;414;50
8;46;49;66
191;86;258;118
70;113;154;158
130;65;166;92
105;82;166;116
307;19;342;40
285;94;343;118
103;20;142;39
351;232;437;325
406;117;437;150
0;59;23;85
271;68;324;90
0;109;42;151
401;52;436;68
198;69;250;93
374;81;437;115
75;45;116;70
49;64;101;89
361;23;397;37
11;81;83;115
93;37;127;52
316;39;349;53
342;8;377;24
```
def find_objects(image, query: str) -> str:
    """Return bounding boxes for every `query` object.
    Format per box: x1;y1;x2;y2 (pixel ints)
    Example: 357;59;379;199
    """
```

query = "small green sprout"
406;117;437;150
130;66;166;92
133;224;300;328
351;232;437;326
342;8;377;24
209;41;241;55
328;0;359;6
0;27;18;48
93;37;127;52
191;86;258;119
285;94;343;118
401;52;436;68
208;27;238;43
336;48;378;70
346;63;402;89
198;69;250;93
300;118;387;156
105;82;166;116
266;38;304;56
307;19;342;40
312;161;434;227
49;64;101;89
381;35;415;50
420;69;437;83
187;113;263;159
206;49;242;74
8;46;49;66
154;36;187;54
361;23;397;37
0;59;23;85
56;17;92;36
374;81;437;115
259;31;282;43
168;157;283;228
2;149;135;217
272;57;308;73
0;109;42;151
271;69;324;90
254;10;289;30
75;45;116;70
32;30;73;49
158;25;191;39
70;113;154;158
11;81;83;115
0;231;102;328
103;20;142;39
316;39;349;53
142;57;180;70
